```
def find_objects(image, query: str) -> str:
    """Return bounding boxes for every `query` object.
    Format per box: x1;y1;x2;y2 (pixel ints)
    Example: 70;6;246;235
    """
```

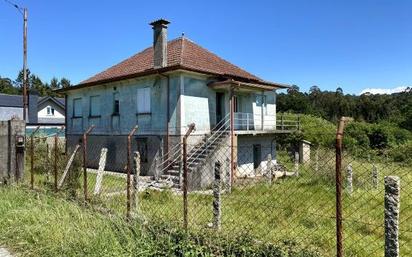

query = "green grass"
0;186;320;257
24;145;412;256
136;150;412;257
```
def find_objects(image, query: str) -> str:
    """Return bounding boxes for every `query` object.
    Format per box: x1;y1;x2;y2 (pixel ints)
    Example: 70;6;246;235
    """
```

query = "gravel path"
0;248;13;257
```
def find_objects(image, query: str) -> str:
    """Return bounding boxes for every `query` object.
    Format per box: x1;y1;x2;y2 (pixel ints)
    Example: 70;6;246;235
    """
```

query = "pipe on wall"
158;72;170;155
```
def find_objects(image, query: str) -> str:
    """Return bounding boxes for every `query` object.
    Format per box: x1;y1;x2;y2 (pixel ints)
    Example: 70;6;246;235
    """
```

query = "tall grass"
0;186;320;257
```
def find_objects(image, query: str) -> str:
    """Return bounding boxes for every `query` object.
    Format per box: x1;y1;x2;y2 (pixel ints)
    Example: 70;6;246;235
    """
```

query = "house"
59;19;299;189
0;92;65;125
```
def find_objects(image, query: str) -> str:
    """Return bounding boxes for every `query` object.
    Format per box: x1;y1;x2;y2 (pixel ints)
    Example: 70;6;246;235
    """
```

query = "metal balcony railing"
233;112;300;132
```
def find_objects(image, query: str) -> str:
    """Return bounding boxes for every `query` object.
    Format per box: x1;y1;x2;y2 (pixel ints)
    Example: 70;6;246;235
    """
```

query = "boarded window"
113;92;120;115
90;95;101;117
256;94;267;115
73;98;82;117
137;87;151;113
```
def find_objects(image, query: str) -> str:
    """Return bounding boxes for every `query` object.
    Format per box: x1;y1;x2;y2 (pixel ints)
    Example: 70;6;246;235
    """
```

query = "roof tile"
80;37;262;85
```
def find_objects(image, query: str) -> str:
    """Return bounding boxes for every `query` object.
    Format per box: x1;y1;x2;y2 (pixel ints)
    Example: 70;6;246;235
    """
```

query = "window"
89;95;101;117
137;87;151;114
46;106;55;116
113;92;120;115
73;98;82;117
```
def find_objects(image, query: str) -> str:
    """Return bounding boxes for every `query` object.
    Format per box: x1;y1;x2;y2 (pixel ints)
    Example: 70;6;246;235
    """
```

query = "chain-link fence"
24;123;411;256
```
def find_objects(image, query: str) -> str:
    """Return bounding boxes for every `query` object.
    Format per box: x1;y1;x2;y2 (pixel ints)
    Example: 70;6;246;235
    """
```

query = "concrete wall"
0;107;23;121
237;134;277;177
66;74;180;136
0;119;25;183
64;71;278;178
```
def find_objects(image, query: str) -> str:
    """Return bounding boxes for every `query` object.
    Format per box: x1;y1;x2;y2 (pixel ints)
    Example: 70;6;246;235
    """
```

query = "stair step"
160;175;180;182
165;170;180;176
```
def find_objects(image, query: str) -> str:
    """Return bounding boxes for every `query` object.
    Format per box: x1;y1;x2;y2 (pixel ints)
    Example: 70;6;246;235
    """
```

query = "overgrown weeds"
0;186;320;257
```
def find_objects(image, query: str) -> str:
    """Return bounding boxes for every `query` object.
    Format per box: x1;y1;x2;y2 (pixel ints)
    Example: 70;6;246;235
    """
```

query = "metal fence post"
82;125;95;202
335;117;351;257
213;161;221;230
384;176;400;257
183;123;195;231
30;126;40;189
126;125;138;220
54;126;64;192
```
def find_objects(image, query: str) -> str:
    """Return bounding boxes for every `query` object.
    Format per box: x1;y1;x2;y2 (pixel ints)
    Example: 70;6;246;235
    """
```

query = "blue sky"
1;0;411;94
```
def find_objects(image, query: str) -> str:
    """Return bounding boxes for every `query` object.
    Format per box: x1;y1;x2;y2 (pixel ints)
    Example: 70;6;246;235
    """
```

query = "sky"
0;0;411;95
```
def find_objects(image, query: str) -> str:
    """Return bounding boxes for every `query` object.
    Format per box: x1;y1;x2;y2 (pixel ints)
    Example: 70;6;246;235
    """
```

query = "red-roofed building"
59;19;299;189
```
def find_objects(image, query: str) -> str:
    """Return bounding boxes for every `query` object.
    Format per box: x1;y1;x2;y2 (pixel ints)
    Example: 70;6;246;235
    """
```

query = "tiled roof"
79;37;269;86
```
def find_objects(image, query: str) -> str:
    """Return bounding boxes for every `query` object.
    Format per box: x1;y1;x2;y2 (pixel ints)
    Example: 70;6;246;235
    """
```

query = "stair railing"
187;113;231;167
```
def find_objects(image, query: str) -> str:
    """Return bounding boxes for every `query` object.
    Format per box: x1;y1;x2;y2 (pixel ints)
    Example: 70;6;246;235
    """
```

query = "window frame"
72;98;83;118
89;95;101;118
137;87;151;114
112;92;120;116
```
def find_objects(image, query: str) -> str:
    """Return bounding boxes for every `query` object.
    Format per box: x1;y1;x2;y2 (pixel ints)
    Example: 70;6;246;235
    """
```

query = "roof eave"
57;65;290;93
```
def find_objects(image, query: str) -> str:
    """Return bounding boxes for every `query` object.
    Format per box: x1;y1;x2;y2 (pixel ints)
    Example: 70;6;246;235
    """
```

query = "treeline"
277;85;412;131
0;69;71;97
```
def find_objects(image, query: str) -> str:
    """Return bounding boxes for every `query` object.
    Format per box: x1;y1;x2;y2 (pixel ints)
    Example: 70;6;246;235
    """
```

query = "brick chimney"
150;19;170;69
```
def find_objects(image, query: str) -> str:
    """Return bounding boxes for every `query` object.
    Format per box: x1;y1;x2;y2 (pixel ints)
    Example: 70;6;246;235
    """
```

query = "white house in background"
0;92;65;125
36;96;65;124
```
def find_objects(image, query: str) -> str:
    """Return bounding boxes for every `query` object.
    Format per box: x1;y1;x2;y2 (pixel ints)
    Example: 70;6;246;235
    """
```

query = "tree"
287;84;300;94
60;78;71;88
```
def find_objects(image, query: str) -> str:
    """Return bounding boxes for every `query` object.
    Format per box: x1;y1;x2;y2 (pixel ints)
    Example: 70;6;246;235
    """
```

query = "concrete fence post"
346;164;353;194
213;161;222;230
372;164;378;189
93;148;108;195
132;151;141;218
226;157;232;193
267;154;273;185
315;148;319;172
384;176;400;257
294;152;299;176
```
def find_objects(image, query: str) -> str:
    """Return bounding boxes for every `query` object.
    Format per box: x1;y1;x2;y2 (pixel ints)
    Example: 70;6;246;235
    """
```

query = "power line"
3;0;24;14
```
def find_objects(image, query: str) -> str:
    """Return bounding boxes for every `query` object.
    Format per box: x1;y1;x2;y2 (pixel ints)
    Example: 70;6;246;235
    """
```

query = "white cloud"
359;86;408;95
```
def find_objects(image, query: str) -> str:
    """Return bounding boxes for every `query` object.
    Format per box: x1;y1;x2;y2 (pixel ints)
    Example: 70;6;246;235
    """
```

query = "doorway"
253;144;261;169
216;92;225;125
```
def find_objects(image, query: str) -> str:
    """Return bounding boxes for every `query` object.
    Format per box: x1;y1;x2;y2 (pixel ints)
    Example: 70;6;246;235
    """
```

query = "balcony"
233;112;300;134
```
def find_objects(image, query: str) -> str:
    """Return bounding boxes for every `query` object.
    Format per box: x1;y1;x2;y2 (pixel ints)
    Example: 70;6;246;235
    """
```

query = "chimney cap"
149;18;170;28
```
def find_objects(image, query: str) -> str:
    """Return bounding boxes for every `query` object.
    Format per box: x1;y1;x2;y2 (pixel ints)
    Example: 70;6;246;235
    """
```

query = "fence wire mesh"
24;126;412;256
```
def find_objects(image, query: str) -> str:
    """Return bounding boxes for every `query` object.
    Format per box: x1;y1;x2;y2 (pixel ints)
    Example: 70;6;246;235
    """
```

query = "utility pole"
4;1;28;121
23;7;28;121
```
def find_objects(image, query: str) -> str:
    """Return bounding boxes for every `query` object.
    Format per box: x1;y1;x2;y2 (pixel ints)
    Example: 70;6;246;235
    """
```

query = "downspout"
261;90;264;131
158;73;170;155
64;94;68;154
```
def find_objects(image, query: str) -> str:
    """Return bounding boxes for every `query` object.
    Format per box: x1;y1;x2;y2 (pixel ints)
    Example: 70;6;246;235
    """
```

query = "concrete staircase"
158;115;231;189
160;131;229;188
